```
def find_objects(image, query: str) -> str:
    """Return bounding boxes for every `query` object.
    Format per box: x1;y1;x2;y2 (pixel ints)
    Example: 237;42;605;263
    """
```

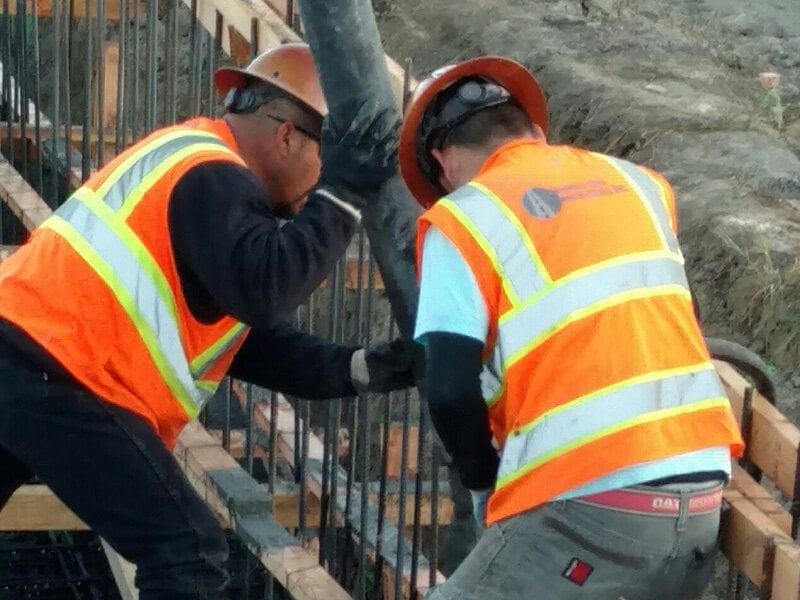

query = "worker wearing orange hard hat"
0;43;415;599
401;56;743;599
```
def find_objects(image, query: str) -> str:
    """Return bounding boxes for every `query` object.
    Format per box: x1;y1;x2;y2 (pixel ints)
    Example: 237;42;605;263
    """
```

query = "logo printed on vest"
521;188;562;219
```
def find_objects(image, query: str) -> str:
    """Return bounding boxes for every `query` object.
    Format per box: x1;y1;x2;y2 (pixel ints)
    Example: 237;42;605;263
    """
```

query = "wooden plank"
102;43;120;131
101;540;139;600
716;360;800;501
0;152;52;230
722;489;800;598
386;423;419;479
0;485;87;531
731;462;792;535
181;0;289;60
175;422;351;600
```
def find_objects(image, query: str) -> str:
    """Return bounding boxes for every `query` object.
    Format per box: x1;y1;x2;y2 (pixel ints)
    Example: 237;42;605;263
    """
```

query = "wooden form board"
176;422;351;600
715;359;800;502
235;384;447;598
0;152;51;230
0;485;87;531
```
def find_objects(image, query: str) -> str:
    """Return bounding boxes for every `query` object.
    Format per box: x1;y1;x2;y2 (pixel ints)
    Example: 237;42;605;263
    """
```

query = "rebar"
51;0;61;203
165;0;178;124
393;388;413;600
30;0;43;195
189;0;200;117
209;11;224;115
2;0;11;166
130;0;140;141
114;0;126;155
81;0;92;180
64;0;74;181
145;0;157;133
96;0;105;167
15;0;28;184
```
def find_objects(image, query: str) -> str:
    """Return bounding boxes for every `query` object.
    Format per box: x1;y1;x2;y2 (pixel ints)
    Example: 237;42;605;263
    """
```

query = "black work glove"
316;110;401;220
350;338;417;394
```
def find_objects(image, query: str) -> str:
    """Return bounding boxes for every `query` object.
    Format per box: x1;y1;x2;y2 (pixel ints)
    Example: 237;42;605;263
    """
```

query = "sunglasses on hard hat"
417;78;512;185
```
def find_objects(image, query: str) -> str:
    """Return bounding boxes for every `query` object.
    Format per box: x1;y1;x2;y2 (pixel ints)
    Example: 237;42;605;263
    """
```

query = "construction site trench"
2;0;800;599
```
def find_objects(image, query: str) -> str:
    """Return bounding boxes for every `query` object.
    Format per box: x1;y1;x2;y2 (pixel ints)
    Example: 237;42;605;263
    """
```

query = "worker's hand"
469;488;491;528
317;111;401;217
350;338;417;395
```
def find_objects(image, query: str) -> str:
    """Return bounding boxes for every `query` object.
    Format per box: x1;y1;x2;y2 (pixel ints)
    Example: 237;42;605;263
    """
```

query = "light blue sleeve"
414;226;489;344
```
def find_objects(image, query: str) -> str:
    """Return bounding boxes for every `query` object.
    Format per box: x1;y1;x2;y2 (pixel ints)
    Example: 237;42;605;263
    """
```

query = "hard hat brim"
399;56;548;209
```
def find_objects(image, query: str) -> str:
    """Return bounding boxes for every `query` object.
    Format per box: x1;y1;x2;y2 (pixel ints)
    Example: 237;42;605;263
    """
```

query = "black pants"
0;340;230;599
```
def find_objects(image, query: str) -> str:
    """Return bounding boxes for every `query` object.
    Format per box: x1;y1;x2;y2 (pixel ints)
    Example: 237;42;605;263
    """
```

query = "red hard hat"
214;43;327;119
398;56;548;209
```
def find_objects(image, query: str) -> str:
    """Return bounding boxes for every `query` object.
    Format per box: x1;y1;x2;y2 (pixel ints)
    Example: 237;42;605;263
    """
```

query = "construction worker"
0;43;415;599
399;57;744;599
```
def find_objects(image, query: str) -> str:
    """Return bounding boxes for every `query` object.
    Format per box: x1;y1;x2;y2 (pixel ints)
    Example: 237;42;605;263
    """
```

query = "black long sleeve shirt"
0;160;359;399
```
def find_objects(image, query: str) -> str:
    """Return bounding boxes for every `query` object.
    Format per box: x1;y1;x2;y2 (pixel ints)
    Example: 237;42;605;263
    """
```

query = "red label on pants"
562;558;594;586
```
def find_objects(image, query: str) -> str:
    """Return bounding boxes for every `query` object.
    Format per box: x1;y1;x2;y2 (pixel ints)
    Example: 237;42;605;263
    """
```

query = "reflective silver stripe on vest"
58;198;204;406
448;184;549;302
480;346;505;406
191;323;248;378
496;367;726;485
499;256;690;367
600;156;681;256
100;133;229;211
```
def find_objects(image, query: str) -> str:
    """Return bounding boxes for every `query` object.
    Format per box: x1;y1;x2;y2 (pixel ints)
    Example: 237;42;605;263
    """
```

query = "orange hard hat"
398;56;548;209
214;43;327;119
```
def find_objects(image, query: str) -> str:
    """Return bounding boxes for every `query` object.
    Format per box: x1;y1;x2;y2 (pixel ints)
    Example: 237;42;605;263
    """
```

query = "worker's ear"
275;120;298;159
430;147;457;192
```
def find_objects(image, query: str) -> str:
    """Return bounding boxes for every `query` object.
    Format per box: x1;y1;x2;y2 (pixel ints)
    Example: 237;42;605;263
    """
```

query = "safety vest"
0;118;250;448
417;139;743;525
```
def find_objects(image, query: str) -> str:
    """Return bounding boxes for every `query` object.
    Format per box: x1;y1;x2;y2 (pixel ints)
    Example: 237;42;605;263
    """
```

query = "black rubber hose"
705;336;778;405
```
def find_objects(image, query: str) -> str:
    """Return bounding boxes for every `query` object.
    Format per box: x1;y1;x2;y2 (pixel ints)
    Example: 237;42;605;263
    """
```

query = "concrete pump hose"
705;336;778;405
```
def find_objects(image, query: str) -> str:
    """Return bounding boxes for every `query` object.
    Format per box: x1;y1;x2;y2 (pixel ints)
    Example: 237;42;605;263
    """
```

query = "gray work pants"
426;482;721;600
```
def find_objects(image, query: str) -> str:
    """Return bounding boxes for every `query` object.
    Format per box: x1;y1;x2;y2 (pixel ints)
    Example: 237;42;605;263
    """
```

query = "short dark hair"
442;102;534;149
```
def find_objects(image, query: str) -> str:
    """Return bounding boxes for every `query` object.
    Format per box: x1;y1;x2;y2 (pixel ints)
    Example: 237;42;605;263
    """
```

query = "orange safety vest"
417;139;743;525
0;117;251;448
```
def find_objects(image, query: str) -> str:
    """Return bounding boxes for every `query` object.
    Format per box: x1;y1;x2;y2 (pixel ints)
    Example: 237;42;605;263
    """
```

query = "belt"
573;484;723;517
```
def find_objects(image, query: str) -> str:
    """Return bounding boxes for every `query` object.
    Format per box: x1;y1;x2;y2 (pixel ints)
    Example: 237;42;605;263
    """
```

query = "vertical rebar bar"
51;0;61;204
429;445;441;589
2;0;11;166
209;11;223;116
81;0;92;180
114;0;126;155
165;0;177;124
15;0;28;184
188;0;199;116
31;0;43;194
64;0;74;183
327;258;346;579
250;18;259;59
145;0;157;133
393;388;412;600
265;389;278;600
130;0;140;141
96;0;106;167
409;410;428;598
245;383;255;475
222;377;232;453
